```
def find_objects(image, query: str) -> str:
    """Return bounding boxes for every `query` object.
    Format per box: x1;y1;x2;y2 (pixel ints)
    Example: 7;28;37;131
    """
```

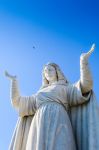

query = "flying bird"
33;46;36;49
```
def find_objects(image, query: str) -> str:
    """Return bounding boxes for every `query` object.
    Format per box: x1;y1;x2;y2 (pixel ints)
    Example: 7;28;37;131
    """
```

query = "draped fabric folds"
69;82;99;150
9;81;99;150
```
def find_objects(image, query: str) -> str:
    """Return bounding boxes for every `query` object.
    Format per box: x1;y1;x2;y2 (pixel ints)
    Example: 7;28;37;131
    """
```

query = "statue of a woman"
5;44;99;150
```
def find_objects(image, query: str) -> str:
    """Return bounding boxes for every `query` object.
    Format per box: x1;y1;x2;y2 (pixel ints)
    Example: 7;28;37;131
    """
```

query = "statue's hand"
80;43;95;61
5;71;17;80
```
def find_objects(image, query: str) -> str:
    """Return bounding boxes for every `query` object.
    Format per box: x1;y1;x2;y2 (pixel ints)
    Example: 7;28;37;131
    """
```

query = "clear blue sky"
0;0;99;149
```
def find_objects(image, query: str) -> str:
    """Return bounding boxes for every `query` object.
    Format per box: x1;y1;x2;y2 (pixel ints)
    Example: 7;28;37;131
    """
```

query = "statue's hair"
40;62;69;89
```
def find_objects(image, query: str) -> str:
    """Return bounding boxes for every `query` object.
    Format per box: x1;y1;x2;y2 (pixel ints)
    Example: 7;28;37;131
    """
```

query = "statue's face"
44;65;57;82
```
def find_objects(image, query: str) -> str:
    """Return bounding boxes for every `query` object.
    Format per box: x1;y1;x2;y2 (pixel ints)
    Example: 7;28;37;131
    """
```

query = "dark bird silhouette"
33;46;36;49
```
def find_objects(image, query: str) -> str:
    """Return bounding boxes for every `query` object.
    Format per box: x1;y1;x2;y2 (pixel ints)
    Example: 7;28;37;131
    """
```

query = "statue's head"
41;62;69;88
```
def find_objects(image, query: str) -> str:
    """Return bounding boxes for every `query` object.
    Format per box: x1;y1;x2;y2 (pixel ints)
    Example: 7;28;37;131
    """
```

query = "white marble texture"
5;44;99;150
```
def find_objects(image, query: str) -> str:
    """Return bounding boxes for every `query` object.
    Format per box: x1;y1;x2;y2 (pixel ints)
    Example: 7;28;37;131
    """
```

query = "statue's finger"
4;71;9;76
87;49;94;56
87;44;95;56
4;71;12;79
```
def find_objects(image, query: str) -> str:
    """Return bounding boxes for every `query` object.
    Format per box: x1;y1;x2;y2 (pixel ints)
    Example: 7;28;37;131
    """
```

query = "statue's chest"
36;85;68;103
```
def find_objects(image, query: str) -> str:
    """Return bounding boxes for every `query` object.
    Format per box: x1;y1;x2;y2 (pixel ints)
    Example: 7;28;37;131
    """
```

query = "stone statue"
5;44;99;150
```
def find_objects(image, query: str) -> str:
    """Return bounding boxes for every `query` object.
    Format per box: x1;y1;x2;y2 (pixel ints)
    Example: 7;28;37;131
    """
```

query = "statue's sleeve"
67;55;93;106
67;81;91;106
10;78;36;117
10;78;20;109
80;55;93;93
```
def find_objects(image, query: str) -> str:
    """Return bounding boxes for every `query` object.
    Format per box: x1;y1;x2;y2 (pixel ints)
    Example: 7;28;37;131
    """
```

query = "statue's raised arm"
80;44;95;94
5;71;20;109
5;71;36;117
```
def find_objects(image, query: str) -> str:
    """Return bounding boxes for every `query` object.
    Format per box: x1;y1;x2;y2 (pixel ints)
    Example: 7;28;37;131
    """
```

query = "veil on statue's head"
41;62;69;89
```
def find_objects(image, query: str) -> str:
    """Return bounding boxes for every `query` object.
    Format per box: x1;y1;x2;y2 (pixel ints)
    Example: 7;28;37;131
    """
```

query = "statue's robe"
9;80;99;150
